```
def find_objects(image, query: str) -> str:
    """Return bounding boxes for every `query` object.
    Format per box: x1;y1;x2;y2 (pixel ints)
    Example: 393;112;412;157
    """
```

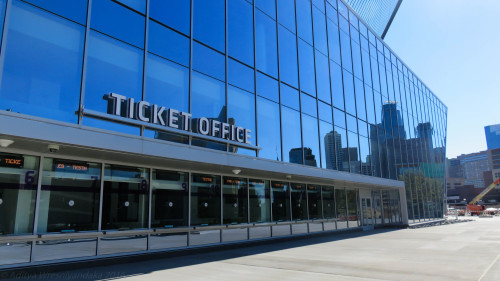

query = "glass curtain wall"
0;0;447;220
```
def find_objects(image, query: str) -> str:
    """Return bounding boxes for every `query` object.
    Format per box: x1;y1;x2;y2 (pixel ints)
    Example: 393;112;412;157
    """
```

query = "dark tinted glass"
0;2;84;123
255;10;278;77
335;188;347;222
38;158;100;233
296;0;313;44
302;114;320;167
222;177;248;224
298;39;316;96
256;72;279;102
315;51;331;103
308;184;322;219
228;59;254;93
0;153;39;235
150;0;190;35
102;165;149;230
24;0;87;24
271;181;290;221
257;97;282;161
228;0;254;66
146;53;189;112
190;173;221;226
322;186;335;218
278;26;298;88
193;0;225;52
282;107;302;164
346;189;359;226
151;169;189;228
290;183;307;220
277;0;295;32
249;179;271;223
91;0;145;48
148;21;189;66
193;42;225;81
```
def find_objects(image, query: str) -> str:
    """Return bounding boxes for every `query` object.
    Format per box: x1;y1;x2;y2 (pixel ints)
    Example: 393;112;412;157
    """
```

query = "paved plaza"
5;217;500;281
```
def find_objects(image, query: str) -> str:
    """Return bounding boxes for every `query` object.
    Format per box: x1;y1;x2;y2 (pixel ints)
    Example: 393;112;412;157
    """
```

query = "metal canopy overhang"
0;111;404;190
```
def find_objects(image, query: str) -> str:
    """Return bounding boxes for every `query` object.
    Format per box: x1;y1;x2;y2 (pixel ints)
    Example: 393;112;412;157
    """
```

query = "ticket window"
151;169;188;228
102;165;149;230
37;158;101;233
0;153;39;236
190;173;221;226
222;177;248;225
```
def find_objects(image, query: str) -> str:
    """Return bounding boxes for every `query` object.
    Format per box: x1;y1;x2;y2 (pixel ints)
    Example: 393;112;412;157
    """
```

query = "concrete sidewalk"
5;217;500;281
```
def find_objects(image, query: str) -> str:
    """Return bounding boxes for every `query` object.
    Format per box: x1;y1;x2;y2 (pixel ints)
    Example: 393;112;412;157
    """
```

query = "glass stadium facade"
0;0;446;268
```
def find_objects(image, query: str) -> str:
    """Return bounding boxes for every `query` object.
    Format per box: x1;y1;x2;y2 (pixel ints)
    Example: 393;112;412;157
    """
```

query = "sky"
383;0;500;159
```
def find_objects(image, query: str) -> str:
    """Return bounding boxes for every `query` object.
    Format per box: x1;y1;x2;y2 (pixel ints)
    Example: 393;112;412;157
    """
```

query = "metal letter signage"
105;93;252;145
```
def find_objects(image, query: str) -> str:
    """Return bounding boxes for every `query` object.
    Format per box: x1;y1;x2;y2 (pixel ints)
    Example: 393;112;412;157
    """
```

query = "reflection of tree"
398;171;445;219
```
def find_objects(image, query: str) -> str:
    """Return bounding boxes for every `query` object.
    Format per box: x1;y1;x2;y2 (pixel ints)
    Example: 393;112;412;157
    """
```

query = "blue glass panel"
256;0;276;19
339;30;352;73
318;101;332;123
338;12;349;33
302;114;320;167
327;20;341;64
116;0;145;13
228;59;254;93
301;93;317;118
228;86;256;154
343;70;355;115
346;114;357;133
347;130;360;173
24;0;87;24
326;2;338;24
296;0;313;44
257;97;281;161
315;51;331;103
148;21;189;66
333;108;346;129
335;125;348;172
191;72;225;121
0;1;84;123
193;42;225;81
256;72;279;102
280;83;299;110
193;0;225;52
277;0;295;33
84;31;143;114
91;0;145;48
365;86;375;124
278;26;298;88
228;0;254;66
150;0;190;35
282;107;302;164
83;117;139;135
312;7;328;55
354;77;366;120
312;0;325;12
146;53;189;112
298;39;316;96
255;10;278;77
331;62;344;110
319;120;335;169
358;119;368;137
362;49;371;87
371;56;380;92
351;41;363;80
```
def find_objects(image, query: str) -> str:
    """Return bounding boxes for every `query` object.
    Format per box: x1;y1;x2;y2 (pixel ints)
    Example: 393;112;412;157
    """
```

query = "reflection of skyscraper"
289;148;303;165
288;147;317;167
324;130;343;170
303;148;317;167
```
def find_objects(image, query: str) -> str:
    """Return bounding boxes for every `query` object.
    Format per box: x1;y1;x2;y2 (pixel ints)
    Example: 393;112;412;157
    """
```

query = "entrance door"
361;198;373;226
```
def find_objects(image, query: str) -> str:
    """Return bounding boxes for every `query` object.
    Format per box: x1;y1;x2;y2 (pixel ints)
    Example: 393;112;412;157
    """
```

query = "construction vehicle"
466;178;500;215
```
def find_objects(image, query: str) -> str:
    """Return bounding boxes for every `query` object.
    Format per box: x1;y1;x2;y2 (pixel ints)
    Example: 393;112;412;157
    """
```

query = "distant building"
447;151;490;188
485;124;500;150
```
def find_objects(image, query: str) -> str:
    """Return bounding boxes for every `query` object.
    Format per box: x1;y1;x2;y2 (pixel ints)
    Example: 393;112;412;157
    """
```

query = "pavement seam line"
478;254;500;281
